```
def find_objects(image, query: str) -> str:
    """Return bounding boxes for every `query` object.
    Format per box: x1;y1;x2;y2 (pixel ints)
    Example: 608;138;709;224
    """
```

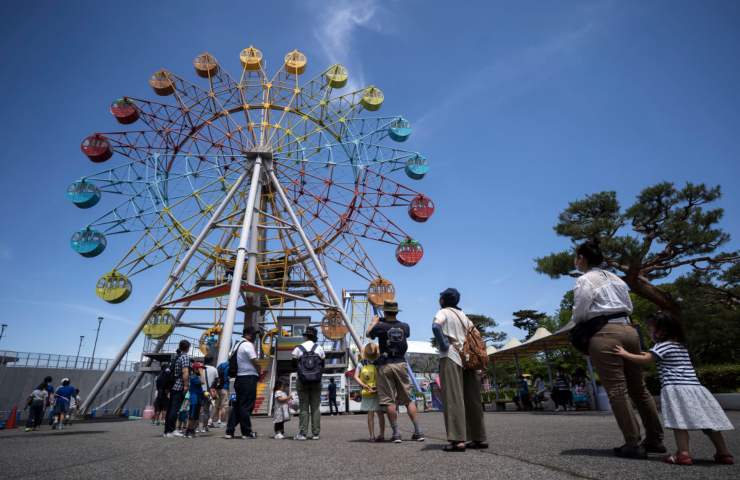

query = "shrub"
645;364;740;394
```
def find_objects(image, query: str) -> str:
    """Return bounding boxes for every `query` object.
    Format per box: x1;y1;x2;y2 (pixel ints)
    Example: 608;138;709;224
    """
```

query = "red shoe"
714;454;734;465
664;453;693;465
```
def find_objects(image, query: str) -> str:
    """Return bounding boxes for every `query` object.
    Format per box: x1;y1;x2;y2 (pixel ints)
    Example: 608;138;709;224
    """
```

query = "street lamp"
75;335;84;369
90;316;103;369
0;324;7;347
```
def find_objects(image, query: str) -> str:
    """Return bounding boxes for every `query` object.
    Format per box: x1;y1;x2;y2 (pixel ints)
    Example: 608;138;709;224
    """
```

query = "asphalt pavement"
0;410;738;479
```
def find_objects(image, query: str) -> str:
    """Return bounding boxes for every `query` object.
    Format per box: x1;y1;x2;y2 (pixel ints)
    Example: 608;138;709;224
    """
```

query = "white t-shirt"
232;340;259;377
202;365;219;390
572;268;633;323
433;308;473;368
291;340;326;360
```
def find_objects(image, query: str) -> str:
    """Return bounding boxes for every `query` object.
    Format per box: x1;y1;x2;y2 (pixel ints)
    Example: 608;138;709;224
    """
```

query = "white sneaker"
171;431;185;437
311;435;320;440
294;434;307;441
274;433;284;439
163;433;175;438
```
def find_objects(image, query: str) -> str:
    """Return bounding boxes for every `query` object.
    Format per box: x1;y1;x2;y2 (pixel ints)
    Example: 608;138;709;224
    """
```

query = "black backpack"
297;344;323;383
386;325;407;358
228;341;245;378
161;354;179;390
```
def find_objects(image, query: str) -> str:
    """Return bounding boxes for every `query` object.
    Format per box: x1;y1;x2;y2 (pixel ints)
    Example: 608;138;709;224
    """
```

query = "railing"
0;350;138;372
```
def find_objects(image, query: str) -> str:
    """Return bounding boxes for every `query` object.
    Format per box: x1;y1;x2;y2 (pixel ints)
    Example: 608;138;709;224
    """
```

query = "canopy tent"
487;320;599;409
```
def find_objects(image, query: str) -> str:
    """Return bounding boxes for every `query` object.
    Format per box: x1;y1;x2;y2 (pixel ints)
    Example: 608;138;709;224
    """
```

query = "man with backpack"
291;326;325;440
163;340;191;438
367;301;425;444
224;326;261;439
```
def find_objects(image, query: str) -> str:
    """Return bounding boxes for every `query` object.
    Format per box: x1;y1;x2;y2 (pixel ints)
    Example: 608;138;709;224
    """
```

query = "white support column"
217;157;263;364
267;168;362;367
79;169;249;416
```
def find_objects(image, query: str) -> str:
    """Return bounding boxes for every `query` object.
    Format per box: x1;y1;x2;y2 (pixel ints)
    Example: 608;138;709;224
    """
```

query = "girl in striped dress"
614;312;734;466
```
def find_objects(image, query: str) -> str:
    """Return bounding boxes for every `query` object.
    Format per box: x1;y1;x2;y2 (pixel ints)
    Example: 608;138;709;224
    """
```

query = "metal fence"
0;350;137;372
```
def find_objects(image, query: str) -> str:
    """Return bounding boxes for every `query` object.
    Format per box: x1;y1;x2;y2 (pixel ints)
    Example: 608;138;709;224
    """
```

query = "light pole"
0;324;7;347
90;316;103;369
75;335;84;369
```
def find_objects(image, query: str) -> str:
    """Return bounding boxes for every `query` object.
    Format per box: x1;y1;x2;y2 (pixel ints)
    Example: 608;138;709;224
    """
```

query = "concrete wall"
0;366;153;415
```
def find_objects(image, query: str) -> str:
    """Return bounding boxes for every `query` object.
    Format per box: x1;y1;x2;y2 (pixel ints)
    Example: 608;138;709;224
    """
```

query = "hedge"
645;364;740;395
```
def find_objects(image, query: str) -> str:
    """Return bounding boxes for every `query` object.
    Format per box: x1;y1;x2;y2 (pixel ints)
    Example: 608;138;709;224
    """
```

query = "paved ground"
0;411;738;479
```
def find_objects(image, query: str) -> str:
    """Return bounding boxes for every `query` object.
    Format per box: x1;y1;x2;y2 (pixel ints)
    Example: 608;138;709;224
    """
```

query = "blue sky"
0;0;738;359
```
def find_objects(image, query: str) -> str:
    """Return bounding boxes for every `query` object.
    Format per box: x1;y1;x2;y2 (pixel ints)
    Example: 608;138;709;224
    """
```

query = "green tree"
511;310;548;340
535;182;739;314
430;313;507;349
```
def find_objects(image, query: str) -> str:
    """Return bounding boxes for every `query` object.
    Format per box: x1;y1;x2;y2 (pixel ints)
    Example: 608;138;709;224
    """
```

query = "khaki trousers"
589;323;663;446
439;357;487;443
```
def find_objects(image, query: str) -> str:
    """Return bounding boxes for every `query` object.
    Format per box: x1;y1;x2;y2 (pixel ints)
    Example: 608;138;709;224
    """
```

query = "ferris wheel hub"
245;149;273;161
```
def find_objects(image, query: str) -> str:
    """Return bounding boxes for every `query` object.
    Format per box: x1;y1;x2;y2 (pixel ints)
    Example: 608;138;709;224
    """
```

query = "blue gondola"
70;228;106;257
66;180;101;209
405;155;429;180
388;117;412;142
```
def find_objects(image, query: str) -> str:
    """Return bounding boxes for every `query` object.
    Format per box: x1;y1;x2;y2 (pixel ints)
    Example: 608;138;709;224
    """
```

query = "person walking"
185;361;205;438
163;339;191;438
614;311;734;465
52;378;75;430
572;239;664;458
224;326;261;439
327;378;339;415
24;383;49;431
291;326;325;440
353;342;386;442
367;300;425;444
432;288;486;452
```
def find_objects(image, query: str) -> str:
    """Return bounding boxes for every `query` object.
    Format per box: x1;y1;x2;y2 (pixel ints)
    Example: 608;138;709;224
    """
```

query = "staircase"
252;357;275;416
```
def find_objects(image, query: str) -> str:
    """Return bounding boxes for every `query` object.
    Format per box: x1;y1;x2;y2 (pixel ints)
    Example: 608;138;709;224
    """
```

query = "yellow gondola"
95;270;132;304
284;49;307;75
360;86;384;111
325;64;348;88
239;46;263;71
143;310;175;339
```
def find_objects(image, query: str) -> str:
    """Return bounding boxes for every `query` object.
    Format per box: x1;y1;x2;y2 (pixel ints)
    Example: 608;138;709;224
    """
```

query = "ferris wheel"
70;46;434;414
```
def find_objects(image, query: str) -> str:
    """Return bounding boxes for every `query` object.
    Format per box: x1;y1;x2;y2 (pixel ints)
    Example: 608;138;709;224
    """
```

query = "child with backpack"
614;311;734;465
272;379;291;439
24;384;49;431
353;342;386;442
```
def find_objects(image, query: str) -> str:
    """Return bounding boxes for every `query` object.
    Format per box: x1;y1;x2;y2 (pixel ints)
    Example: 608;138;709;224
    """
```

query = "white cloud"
311;0;386;92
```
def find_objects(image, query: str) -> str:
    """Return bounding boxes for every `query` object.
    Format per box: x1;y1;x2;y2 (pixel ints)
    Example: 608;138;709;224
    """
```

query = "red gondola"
110;98;139;124
396;239;424;267
80;134;113;163
408;194;435;222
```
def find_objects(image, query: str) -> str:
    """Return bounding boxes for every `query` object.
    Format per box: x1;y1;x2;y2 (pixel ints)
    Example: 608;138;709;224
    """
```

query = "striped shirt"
649;341;700;388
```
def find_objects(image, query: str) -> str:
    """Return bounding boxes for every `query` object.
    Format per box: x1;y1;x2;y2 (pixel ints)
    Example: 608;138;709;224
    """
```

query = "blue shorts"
53;402;68;415
188;396;202;420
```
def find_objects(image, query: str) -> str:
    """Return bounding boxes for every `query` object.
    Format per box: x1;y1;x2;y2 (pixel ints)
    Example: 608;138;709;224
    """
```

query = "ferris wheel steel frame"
70;46;435;415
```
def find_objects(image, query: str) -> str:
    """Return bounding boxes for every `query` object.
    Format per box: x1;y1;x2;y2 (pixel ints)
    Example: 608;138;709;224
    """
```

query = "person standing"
213;360;230;428
432;288;486;452
224;326;260;439
367;300;425;444
572;239;664;458
163;339;191;438
354;342;386;442
272;379;291;439
292;326;325;440
153;365;169;426
552;369;571;412
200;356;218;431
327;378;339;416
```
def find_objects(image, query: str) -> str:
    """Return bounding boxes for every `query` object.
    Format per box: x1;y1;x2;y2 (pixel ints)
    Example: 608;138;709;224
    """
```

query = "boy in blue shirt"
52;378;75;430
186;362;205;438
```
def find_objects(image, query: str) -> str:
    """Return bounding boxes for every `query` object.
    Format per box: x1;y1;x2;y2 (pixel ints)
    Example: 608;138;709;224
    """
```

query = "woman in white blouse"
573;239;664;459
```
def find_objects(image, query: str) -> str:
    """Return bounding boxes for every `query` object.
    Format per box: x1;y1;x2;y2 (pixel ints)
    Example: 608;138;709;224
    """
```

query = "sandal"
443;443;466;452
664;453;693;465
714;454;734;465
465;441;489;449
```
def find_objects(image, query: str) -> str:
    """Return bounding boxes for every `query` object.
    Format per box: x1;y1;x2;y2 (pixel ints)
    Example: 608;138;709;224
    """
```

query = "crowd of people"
24;376;81;432
18;240;735;466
